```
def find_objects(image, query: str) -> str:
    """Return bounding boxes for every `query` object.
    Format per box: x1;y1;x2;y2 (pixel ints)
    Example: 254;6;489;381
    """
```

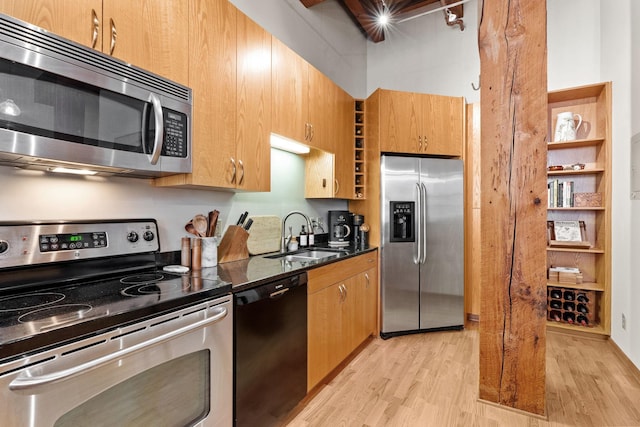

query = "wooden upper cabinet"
0;0;188;85
333;86;355;199
0;0;102;48
155;0;236;189
272;38;309;144
379;89;464;156
235;12;272;192
155;0;271;191
102;0;189;86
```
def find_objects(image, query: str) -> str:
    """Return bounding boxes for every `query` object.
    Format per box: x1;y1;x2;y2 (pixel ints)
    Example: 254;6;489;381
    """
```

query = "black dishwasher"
234;272;308;427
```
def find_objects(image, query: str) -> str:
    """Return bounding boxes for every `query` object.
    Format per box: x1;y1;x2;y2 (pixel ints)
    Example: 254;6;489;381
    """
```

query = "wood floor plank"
288;326;640;426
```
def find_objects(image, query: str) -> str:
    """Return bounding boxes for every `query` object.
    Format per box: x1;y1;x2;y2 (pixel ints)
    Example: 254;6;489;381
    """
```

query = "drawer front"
307;250;377;294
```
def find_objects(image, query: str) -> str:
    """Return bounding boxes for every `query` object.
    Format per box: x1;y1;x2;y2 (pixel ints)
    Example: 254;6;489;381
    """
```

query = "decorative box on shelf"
548;267;583;284
573;192;602;207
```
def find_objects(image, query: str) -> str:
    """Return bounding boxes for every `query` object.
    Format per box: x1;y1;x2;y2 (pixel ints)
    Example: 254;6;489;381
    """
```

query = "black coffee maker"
328;210;352;247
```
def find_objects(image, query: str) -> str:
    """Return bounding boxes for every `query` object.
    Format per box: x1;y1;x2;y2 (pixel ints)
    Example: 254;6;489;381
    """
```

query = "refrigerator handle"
414;182;421;265
421;182;428;264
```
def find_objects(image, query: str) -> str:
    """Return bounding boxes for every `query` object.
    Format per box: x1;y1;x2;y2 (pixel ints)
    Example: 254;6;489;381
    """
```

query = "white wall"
229;0;367;97
366;0;480;101
0;149;346;251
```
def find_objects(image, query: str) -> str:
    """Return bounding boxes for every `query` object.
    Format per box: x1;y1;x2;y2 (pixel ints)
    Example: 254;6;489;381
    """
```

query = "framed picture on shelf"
547;220;591;248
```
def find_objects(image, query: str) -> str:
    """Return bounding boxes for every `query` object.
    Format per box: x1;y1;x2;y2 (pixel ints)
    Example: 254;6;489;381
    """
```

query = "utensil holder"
217;225;250;264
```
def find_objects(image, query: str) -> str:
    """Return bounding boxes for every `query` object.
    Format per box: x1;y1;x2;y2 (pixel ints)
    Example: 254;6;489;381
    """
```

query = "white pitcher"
554;112;583;142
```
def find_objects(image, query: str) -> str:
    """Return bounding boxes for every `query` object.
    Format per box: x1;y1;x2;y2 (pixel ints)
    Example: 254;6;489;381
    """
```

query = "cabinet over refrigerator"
380;154;464;338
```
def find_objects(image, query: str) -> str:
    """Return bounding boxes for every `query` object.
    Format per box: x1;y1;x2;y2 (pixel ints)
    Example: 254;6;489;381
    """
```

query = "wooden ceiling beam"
300;0;327;7
342;0;385;42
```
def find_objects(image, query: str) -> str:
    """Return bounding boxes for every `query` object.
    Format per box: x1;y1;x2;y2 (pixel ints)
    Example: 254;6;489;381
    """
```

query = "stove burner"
120;273;165;285
18;304;92;324
121;281;188;297
0;292;66;313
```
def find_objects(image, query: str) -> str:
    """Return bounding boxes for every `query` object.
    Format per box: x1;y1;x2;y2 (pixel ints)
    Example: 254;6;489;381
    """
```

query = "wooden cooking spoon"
207;210;219;238
192;214;208;238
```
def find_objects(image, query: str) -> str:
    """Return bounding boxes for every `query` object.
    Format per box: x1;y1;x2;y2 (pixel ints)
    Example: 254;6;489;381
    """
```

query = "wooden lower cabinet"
307;251;378;391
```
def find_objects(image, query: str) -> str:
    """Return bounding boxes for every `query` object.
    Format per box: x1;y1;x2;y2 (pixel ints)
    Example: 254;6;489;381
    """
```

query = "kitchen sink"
265;249;344;262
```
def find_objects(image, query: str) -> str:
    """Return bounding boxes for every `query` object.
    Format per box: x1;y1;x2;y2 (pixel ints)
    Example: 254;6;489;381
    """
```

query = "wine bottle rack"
547;286;597;328
354;99;365;199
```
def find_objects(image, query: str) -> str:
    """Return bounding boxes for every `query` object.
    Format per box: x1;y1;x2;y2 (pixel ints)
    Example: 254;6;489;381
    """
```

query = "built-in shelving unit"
354;100;365;199
546;82;611;336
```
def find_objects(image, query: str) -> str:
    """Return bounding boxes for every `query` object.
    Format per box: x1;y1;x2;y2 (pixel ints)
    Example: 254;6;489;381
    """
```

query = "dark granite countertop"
160;244;377;293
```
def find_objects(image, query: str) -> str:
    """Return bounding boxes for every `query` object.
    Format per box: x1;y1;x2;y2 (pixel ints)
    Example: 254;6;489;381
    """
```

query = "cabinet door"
307;282;343;391
379;90;420;154
188;0;237;187
363;267;378;336
0;0;102;49
304;148;334;198
102;0;188;86
272;38;308;144
236;12;271;191
343;275;367;353
420;94;464;156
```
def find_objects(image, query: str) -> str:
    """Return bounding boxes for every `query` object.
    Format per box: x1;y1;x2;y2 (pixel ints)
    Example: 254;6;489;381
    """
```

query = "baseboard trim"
608;338;640;385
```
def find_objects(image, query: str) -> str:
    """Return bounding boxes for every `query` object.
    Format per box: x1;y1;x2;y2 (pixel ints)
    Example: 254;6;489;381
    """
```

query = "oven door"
0;295;232;427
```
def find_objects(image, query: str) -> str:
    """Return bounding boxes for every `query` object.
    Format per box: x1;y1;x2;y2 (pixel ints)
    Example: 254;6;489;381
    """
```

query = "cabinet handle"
91;9;100;49
238;159;245;185
343;284;348;300
230;157;237;183
418;135;422;150
109;18;117;55
309;123;314;141
365;273;370;288
334;179;339;196
423;135;428;151
304;123;309;141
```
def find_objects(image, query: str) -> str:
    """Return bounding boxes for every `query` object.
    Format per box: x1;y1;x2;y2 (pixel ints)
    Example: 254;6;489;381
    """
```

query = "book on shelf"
547;179;574;208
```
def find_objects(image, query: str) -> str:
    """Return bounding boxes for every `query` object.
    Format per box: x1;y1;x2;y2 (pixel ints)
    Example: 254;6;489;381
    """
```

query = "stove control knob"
127;231;139;243
0;240;8;254
143;231;155;242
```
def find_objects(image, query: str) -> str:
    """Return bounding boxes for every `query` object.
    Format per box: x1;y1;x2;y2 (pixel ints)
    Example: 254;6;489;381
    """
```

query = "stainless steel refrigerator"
380;154;464;338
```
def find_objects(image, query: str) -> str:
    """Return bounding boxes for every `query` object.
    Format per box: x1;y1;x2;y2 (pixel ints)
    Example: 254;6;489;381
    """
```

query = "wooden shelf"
547;320;608;336
547;138;605;149
547;246;605;254
547;168;605;176
546;81;611;337
547;207;605;211
547;281;605;292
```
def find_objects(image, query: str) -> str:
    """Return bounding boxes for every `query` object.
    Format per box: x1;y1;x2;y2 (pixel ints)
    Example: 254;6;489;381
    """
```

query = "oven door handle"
9;306;228;392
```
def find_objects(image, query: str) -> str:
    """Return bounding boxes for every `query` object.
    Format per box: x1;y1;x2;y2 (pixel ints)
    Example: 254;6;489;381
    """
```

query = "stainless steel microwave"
0;14;191;177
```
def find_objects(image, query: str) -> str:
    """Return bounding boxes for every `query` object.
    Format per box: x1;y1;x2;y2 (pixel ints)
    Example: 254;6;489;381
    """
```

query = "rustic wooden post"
478;0;548;416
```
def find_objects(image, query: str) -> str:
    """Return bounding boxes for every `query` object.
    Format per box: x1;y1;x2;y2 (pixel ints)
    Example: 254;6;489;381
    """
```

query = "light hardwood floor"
288;325;640;426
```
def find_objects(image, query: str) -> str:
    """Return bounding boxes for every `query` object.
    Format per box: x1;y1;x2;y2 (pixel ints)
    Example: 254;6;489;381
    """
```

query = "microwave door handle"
147;92;164;165
9;306;228;391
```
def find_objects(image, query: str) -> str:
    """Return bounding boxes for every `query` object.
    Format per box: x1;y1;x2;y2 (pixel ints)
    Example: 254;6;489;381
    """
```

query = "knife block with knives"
218;212;252;264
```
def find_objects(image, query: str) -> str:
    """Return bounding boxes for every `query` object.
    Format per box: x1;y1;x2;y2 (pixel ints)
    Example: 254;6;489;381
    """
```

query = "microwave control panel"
162;111;188;158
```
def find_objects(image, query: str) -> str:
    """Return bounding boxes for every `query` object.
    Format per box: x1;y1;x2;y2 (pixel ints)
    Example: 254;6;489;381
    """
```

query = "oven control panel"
0;219;159;268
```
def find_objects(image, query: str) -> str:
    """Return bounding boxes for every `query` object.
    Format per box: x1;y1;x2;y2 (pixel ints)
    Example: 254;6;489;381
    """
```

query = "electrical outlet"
622;313;627;330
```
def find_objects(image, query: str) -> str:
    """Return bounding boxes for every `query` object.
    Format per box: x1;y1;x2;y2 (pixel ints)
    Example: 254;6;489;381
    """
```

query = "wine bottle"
299;225;308;247
563;301;575;311
577;303;589;314
577;293;590;303
577;314;589;326
564;290;575;301
550;310;562;322
550;289;562;299
550;300;562;309
563;312;576;323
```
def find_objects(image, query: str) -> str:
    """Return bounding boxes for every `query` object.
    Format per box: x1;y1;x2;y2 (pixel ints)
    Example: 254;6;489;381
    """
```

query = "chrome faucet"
281;211;313;253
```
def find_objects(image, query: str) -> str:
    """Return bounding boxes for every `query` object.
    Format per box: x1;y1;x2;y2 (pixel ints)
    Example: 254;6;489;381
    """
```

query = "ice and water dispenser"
389;201;415;242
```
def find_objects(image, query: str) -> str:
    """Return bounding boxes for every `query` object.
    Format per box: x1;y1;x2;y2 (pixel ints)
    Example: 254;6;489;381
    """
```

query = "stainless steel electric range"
0;219;233;427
